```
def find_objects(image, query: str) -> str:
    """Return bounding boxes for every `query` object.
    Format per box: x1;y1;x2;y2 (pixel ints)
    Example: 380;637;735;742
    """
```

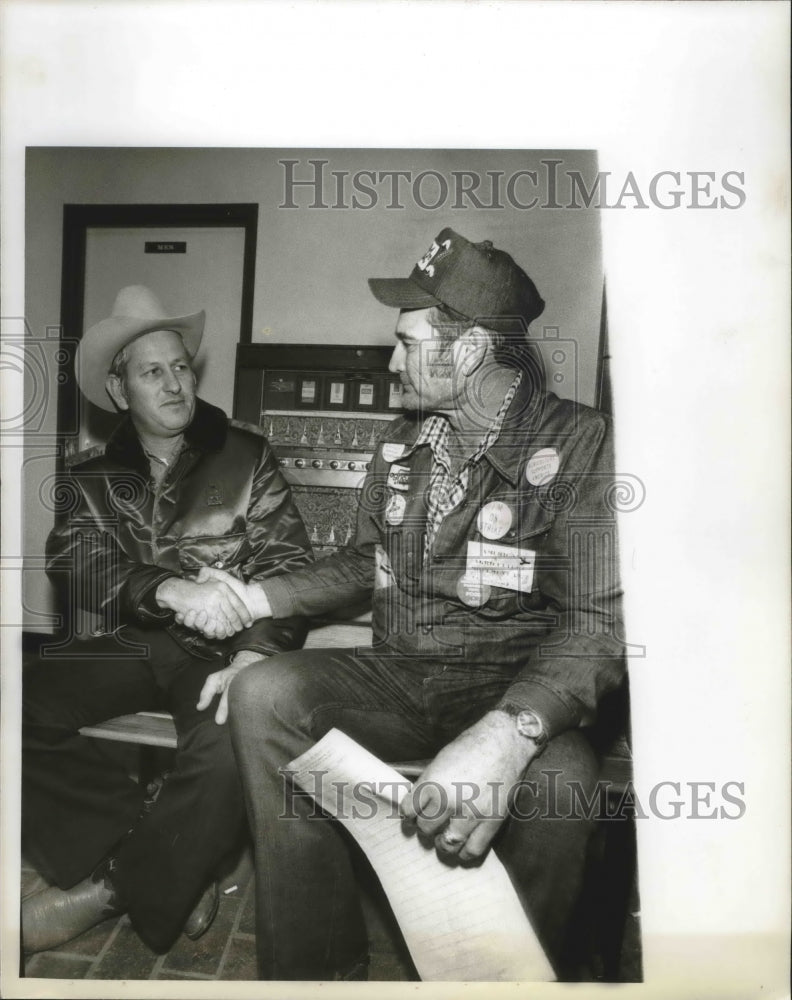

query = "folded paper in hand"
288;728;554;982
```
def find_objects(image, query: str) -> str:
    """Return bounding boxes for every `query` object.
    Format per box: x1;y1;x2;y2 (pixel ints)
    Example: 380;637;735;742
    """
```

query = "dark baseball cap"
368;227;545;328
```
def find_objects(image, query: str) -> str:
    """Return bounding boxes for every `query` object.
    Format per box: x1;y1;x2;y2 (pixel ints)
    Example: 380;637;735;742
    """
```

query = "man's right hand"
155;576;255;639
173;566;273;633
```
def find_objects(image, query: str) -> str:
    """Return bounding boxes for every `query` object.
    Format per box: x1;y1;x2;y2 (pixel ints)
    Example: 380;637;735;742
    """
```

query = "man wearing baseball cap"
22;286;313;954
195;230;626;980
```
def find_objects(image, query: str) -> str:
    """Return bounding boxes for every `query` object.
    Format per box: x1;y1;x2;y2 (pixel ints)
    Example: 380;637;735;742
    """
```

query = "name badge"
466;541;535;593
387;463;411;492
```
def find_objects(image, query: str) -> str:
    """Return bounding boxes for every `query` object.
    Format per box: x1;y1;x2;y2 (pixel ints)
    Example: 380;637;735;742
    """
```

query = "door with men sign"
57;204;258;456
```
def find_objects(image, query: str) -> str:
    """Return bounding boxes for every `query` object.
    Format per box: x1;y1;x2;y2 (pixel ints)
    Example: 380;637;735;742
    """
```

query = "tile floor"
21;847;641;985
21;845;416;983
19;741;640;984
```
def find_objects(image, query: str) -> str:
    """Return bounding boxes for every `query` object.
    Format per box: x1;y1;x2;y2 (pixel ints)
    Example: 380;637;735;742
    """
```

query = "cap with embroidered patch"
368;228;545;329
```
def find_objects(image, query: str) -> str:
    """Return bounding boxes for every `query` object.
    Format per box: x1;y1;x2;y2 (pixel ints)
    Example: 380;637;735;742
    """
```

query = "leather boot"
22;859;125;955
183;880;220;941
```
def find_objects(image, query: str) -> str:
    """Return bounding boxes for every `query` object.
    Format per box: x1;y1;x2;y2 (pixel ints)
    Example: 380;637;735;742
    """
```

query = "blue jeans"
229;647;599;981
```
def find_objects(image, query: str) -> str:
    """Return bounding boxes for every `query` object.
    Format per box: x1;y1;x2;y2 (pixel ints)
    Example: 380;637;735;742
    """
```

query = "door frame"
57;202;258;444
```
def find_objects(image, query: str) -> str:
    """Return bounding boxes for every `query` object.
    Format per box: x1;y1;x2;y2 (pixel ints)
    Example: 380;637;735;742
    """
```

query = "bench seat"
80;616;375;753
80;710;178;749
80;711;633;788
78;618;633;789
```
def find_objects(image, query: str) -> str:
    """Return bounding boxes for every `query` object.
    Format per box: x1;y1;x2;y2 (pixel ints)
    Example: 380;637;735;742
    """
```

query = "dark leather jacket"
46;398;313;662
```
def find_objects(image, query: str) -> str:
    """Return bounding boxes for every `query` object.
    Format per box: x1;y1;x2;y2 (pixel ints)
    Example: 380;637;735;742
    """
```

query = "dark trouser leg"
23;638;247;952
113;657;247;951
495;729;599;978
228;649;437;981
22;650;160;888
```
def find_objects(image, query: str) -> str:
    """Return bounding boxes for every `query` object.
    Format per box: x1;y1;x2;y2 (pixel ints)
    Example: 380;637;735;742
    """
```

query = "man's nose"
163;370;183;393
389;343;404;373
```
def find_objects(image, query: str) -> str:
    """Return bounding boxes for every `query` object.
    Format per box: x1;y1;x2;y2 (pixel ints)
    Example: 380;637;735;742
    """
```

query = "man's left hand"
196;650;263;724
400;710;539;862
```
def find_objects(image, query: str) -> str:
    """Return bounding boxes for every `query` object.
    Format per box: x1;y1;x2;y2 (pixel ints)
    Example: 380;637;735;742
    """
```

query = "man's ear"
455;327;490;377
105;375;129;412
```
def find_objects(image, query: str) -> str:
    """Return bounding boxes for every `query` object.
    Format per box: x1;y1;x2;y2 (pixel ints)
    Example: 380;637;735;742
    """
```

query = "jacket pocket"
177;532;250;575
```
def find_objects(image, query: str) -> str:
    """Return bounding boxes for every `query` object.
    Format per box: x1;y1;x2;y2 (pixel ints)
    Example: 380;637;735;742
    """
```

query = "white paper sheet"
288;728;554;982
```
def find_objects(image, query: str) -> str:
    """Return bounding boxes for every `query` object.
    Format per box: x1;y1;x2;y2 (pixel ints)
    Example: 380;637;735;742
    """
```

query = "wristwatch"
498;703;549;757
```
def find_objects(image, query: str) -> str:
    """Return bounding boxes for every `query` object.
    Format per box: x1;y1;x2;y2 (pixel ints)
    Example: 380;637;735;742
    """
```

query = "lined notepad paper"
288;728;554;982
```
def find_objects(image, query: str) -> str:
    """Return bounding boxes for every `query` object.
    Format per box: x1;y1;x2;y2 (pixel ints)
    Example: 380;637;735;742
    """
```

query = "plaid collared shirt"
412;373;522;559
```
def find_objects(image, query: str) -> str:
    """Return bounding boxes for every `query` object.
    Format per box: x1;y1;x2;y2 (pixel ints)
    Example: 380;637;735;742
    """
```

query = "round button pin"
477;501;513;540
526;448;560;486
456;573;492;607
385;493;406;526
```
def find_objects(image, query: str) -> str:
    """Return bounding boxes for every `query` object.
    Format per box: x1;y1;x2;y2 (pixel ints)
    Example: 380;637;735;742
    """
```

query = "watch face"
515;711;543;740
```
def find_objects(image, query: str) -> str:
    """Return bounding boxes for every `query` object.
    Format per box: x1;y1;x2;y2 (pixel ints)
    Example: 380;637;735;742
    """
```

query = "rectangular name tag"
466;541;535;593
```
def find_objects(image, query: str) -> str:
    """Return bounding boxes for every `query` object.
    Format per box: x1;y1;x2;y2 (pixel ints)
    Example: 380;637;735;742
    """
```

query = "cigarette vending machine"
234;343;400;557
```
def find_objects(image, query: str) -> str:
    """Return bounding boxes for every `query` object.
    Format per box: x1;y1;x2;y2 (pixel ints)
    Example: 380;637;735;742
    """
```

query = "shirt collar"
402;372;523;478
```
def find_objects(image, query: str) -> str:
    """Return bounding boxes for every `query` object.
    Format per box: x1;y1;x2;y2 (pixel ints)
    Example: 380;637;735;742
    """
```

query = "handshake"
156;567;273;640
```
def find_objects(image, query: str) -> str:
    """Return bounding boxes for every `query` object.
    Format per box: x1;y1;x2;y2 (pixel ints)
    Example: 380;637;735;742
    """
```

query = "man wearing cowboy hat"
194;229;627;981
22;285;313;954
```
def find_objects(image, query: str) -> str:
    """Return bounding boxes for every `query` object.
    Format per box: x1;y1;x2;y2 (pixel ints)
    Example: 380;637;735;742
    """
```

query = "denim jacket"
263;379;626;738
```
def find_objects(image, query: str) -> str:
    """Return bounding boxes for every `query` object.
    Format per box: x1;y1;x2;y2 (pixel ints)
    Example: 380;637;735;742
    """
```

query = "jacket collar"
105;397;228;471
484;373;547;485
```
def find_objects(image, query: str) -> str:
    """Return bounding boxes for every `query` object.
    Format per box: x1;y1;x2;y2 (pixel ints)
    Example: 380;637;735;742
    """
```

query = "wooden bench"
80;712;633;785
81;611;628;751
80;709;178;749
79;613;635;790
79;616;376;765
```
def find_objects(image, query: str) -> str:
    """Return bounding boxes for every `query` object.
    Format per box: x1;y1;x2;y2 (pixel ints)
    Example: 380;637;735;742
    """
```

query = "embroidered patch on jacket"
386;464;411;492
206;483;224;506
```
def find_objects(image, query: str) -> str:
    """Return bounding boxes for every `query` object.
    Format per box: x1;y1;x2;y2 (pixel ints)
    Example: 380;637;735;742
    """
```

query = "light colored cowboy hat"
76;285;205;411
